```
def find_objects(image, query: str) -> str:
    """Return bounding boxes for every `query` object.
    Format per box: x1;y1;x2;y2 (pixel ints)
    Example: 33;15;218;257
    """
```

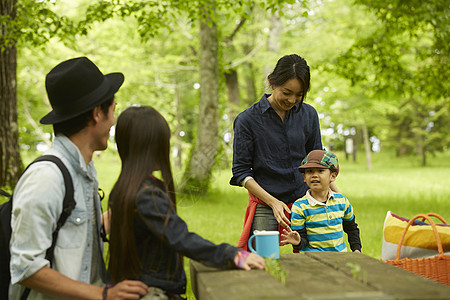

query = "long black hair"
108;105;176;283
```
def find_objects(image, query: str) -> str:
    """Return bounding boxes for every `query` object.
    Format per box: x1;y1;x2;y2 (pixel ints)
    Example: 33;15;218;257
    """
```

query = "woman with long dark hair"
108;106;264;299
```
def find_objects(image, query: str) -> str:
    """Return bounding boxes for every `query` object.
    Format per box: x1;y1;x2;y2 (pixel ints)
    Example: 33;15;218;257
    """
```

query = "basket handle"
396;213;445;260
419;212;448;224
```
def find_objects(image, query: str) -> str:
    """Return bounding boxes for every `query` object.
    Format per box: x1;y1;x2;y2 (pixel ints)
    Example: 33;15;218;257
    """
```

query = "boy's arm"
292;228;309;251
343;217;362;252
20;266;148;300
289;202;308;250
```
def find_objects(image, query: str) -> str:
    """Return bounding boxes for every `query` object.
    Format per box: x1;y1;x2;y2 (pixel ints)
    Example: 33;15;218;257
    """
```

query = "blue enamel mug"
248;230;280;259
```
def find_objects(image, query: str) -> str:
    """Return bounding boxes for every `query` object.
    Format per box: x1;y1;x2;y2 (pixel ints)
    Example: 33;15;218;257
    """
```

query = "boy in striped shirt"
281;150;362;252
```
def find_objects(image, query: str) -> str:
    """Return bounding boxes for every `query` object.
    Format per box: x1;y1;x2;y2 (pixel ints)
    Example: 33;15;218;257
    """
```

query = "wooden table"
189;252;450;299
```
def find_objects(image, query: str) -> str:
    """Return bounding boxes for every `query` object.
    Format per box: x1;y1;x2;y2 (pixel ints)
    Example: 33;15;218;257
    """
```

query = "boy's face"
302;168;337;192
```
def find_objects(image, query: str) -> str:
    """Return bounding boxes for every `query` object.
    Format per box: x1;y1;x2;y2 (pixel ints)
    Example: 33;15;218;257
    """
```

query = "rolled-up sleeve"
10;163;64;284
230;113;254;186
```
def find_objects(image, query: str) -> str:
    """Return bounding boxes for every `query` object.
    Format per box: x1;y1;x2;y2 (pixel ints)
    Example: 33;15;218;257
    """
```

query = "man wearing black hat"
9;57;148;299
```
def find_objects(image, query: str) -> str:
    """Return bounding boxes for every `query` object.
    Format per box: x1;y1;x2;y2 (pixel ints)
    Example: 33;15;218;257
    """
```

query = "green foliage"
80;0;171;39
265;257;288;285
346;262;367;284
356;0;449;39
1;0;77;50
7;0;450;185
311;0;450;163
339;0;449;99
387;98;450;158
15;5;203;150
179;171;212;195
78;0;300;41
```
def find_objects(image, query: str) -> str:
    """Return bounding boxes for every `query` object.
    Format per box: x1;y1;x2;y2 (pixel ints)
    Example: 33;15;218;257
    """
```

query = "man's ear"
91;105;102;125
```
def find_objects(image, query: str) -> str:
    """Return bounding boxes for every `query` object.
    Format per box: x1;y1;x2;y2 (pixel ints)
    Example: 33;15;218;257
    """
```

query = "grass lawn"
16;148;450;299
163;150;450;258
93;148;450;299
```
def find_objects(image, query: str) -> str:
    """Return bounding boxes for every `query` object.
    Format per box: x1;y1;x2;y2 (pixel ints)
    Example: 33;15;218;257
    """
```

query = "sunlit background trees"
1;0;449;192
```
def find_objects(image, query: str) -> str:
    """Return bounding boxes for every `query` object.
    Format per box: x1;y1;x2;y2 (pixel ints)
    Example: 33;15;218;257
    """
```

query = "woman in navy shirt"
230;54;324;250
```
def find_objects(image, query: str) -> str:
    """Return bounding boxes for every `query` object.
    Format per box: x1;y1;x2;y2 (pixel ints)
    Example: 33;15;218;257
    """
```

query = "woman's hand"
239;252;265;271
280;227;300;246
268;200;291;228
330;182;339;193
244;179;291;228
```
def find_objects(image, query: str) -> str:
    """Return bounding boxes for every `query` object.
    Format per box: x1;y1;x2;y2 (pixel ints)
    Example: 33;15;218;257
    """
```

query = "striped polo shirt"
291;190;354;252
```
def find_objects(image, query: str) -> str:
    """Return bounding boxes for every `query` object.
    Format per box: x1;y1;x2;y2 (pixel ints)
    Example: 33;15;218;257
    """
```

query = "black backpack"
0;155;75;300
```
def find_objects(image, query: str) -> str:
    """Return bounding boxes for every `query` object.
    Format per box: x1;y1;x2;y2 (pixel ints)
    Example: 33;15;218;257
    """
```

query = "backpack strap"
33;155;76;264
20;155;76;300
97;188;109;243
0;189;11;198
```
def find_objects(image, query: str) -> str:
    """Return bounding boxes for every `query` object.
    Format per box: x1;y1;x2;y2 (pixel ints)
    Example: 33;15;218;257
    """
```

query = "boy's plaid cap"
298;150;339;174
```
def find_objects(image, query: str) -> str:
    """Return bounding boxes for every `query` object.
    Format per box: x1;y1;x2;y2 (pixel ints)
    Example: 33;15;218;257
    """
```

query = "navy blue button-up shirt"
230;94;323;204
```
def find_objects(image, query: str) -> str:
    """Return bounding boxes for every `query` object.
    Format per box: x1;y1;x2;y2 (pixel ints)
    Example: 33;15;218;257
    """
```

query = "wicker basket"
381;213;450;286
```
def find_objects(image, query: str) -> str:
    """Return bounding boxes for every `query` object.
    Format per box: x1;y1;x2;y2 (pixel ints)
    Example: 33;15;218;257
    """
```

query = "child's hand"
280;227;301;246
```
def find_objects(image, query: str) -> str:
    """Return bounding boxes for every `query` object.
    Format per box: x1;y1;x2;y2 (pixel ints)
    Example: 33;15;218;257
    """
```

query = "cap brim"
298;163;329;172
40;72;124;125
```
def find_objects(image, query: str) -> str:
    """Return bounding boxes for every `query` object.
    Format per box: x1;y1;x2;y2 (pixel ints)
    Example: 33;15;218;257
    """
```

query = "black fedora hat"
40;57;124;125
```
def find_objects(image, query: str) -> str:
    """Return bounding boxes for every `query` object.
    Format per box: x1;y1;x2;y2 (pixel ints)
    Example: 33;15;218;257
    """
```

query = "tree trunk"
418;132;427;167
264;8;282;76
421;147;427;167
243;59;257;105
241;42;257;106
225;69;240;122
361;123;372;171
1;0;23;190
181;3;219;194
173;78;183;169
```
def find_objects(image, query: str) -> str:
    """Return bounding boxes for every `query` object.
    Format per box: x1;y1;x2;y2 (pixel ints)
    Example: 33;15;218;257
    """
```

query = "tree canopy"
1;0;448;190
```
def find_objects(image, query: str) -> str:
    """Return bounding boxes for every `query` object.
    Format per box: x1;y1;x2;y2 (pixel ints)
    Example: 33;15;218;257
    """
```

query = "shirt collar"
305;189;335;206
52;134;94;174
259;94;272;113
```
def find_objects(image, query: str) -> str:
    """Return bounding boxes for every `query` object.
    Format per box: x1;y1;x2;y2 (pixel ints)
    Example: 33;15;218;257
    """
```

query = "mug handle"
248;235;256;253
